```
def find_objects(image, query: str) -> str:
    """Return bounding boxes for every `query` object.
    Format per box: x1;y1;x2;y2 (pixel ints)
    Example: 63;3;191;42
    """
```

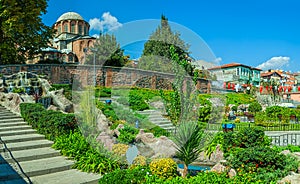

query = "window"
71;23;75;33
78;25;82;35
64;24;68;32
57;25;61;34
236;68;239;75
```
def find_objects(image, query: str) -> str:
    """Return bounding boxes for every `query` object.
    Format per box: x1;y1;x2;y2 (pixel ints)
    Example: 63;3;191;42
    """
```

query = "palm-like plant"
173;121;204;177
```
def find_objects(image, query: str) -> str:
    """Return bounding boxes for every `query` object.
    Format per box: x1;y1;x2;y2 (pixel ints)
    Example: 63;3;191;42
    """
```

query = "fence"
268;133;300;146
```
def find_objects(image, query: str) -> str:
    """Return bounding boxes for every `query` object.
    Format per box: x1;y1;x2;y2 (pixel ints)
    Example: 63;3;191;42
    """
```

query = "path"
0;105;100;184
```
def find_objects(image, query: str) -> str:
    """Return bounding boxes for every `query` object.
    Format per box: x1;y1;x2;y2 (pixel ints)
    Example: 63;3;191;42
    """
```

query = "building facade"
208;63;261;89
28;12;96;64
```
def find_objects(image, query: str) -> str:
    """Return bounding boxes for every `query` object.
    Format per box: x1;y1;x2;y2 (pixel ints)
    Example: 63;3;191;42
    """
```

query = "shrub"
53;131;121;174
117;124;139;144
112;143;129;156
231;105;237;112
149;158;178;179
132;155;147;167
234;118;240;123
99;166;151;184
227;146;298;182
145;126;170;137
248;102;262;115
20;103;77;140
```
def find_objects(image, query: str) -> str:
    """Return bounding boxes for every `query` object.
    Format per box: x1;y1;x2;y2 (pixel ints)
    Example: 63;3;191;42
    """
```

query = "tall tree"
86;33;129;67
138;15;194;75
0;0;54;64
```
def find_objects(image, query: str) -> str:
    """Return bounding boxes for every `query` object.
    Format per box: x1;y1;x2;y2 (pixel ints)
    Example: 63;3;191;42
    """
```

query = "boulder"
228;168;237;178
281;150;292;155
49;89;73;113
0;92;33;114
96;132;116;151
197;144;224;165
278;172;300;184
210;163;226;173
47;105;60;111
135;130;177;158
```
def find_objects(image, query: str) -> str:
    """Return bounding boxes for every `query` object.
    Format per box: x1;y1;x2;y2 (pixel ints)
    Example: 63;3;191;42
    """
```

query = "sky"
42;0;300;72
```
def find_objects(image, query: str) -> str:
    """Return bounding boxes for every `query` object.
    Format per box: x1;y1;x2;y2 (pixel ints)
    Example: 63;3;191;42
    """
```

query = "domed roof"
56;12;84;22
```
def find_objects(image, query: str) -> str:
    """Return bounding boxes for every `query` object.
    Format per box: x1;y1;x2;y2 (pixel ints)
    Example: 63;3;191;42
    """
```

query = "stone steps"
0;105;101;183
137;109;176;132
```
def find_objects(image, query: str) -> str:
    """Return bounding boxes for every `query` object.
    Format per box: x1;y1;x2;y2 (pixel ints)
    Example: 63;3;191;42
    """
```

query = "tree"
86;33;129;67
0;0;54;64
248;102;262;115
138;15;194;75
173;121;204;178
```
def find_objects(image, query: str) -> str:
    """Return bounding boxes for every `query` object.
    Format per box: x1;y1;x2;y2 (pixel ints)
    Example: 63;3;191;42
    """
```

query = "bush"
132;156;147;167
145;126;170;137
20;103;77;140
149;158;178;179
248;102;262;114
117;124;139;144
99;166;151;184
112;143;129;156
53;131;121;174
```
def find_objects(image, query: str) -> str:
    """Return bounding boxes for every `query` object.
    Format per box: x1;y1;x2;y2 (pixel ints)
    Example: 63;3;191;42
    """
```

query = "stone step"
16;156;74;177
0;116;21;120
0;122;28;128
0;111;15;115
0;125;32;132
0;118;24;123
154;123;174;128
1;133;45;144
151;120;172;125
30;169;101;184
0;139;53;152
149;117;171;122
1;147;60;163
0;129;36;137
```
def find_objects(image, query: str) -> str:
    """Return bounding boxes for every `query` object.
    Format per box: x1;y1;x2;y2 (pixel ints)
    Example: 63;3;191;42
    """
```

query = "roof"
260;71;282;78
57;12;84;22
208;63;262;71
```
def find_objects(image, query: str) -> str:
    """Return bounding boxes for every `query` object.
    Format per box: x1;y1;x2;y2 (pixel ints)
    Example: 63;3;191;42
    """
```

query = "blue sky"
42;0;300;71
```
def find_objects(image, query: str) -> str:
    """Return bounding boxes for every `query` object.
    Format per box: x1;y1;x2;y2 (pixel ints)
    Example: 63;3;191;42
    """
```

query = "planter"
222;123;235;132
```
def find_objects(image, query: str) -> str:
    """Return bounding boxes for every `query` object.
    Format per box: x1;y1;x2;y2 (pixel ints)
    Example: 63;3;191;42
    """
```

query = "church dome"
56;12;84;22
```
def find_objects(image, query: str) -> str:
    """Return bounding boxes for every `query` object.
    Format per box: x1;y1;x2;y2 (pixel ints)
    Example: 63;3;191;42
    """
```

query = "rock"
49;89;73;113
281;150;292;155
228;168;236;178
149;100;165;113
278;172;300;184
96;107;112;134
113;124;124;137
0;92;33;114
210;163;226;173
96;132;116;151
197;144;224;165
135;130;177;158
47;105;60;111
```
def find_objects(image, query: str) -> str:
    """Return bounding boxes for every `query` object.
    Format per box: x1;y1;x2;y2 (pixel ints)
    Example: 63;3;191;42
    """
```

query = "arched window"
78;25;82;35
71;22;75;33
57;25;61;34
64;24;68;33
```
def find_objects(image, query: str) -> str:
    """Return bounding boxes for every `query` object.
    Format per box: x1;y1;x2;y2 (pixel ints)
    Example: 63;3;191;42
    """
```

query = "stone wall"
0;64;210;91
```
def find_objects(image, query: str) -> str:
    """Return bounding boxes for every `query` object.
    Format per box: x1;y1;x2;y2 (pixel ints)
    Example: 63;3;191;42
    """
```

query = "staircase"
137;110;176;133
0;106;100;184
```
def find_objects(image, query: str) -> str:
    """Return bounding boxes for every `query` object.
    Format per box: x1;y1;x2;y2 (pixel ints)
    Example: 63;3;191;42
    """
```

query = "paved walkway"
0;105;100;184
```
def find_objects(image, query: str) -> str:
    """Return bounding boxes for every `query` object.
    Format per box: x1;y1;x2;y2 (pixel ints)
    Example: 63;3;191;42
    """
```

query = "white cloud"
89;12;122;32
256;56;290;70
92;34;100;38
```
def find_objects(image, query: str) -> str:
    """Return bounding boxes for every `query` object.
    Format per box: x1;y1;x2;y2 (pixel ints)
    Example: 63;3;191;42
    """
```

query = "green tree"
173;121;204;178
86;33;129;67
248;102;262;115
138;15;194;75
0;0;54;64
